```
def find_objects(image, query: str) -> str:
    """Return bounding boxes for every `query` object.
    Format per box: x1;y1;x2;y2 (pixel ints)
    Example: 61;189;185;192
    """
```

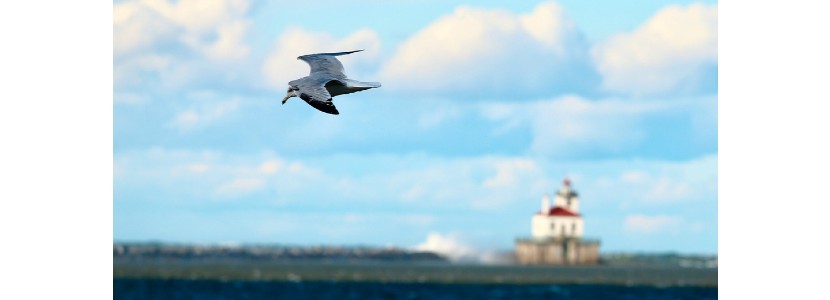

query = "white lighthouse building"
532;178;584;239
515;178;600;265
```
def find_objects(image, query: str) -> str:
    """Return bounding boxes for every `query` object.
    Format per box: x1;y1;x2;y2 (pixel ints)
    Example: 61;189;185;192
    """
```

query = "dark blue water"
114;279;716;300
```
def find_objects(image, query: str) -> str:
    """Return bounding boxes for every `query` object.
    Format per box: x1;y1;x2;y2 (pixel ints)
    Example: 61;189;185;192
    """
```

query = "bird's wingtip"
298;49;365;58
341;49;364;55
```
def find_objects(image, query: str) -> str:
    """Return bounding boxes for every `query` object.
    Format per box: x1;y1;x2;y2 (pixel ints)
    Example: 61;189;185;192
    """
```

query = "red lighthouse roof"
537;206;581;217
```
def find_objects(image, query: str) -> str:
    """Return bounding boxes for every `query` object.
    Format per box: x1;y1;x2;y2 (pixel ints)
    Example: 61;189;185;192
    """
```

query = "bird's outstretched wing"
297;50;363;79
296;84;339;115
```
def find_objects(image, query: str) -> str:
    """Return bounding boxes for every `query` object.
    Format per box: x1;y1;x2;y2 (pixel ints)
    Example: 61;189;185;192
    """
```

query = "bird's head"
282;87;298;105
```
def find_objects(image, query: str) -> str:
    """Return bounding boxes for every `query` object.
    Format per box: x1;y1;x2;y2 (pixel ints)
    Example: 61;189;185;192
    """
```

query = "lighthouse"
532;179;584;239
515;178;600;265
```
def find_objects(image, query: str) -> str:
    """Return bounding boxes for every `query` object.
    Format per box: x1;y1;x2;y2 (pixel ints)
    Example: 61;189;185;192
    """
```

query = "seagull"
281;50;381;115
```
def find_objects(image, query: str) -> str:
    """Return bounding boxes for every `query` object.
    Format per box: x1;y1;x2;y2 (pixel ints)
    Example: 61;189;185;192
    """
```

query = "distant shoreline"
114;259;717;287
113;242;717;267
113;243;717;287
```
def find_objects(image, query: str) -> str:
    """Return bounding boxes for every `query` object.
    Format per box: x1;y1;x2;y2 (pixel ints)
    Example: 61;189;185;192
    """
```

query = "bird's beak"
281;95;290;105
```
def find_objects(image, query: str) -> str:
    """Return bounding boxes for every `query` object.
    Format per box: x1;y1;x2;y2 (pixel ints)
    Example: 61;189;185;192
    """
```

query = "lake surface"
114;279;717;300
114;260;717;299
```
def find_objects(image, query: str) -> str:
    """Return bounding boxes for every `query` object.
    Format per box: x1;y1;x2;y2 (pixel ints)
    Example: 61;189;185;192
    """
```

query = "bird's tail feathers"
344;80;381;88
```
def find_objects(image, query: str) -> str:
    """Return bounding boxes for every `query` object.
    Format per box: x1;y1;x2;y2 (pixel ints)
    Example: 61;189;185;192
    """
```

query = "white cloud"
113;54;173;87
113;2;180;56
114;0;254;91
417;105;461;129
182;151;706;215
620;166;700;202
323;156;550;210
527;154;719;214
483;159;540;189
170;98;241;130
261;27;382;90
645;176;692;202
117;152;549;211
621;154;717;204
379;1;596;98
329;213;435;228
114;148;323;200
401;186;425;202
478;92;718;160
116;148;717;250
478;158;549;209
201;20;251;60
116;147;716;220
592;3;718;95
114;0;251;60
258;160;282;174
114;93;147;105
483;95;675;158
519;1;577;52
184;163;210;174
624;215;682;233
401;215;436;226
528;97;667;156
621;171;649;184
216;177;265;195
209;158;322;198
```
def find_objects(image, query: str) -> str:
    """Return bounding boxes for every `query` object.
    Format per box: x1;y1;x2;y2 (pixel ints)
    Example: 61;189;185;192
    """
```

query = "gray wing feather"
297;50;363;78
296;83;338;115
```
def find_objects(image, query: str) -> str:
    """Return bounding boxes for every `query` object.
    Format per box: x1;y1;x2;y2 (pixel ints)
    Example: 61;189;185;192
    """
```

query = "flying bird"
281;50;381;115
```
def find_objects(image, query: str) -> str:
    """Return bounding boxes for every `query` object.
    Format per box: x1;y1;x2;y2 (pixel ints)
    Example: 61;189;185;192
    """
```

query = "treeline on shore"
114;242;447;262
114;242;716;268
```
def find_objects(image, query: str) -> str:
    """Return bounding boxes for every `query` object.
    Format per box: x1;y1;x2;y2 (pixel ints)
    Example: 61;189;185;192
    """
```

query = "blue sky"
113;0;718;256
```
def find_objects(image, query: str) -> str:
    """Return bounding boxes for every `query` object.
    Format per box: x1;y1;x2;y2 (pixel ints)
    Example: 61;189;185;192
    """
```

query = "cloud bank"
114;0;251;60
624;215;683;234
592;3;718;95
113;0;257;91
380;1;598;99
481;95;715;159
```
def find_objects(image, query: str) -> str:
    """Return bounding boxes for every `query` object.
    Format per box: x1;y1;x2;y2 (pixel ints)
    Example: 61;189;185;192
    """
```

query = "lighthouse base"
515;237;600;265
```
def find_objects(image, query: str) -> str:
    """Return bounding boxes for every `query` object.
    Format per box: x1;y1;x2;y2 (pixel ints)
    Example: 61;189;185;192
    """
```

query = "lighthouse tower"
531;178;584;239
515;178;600;265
